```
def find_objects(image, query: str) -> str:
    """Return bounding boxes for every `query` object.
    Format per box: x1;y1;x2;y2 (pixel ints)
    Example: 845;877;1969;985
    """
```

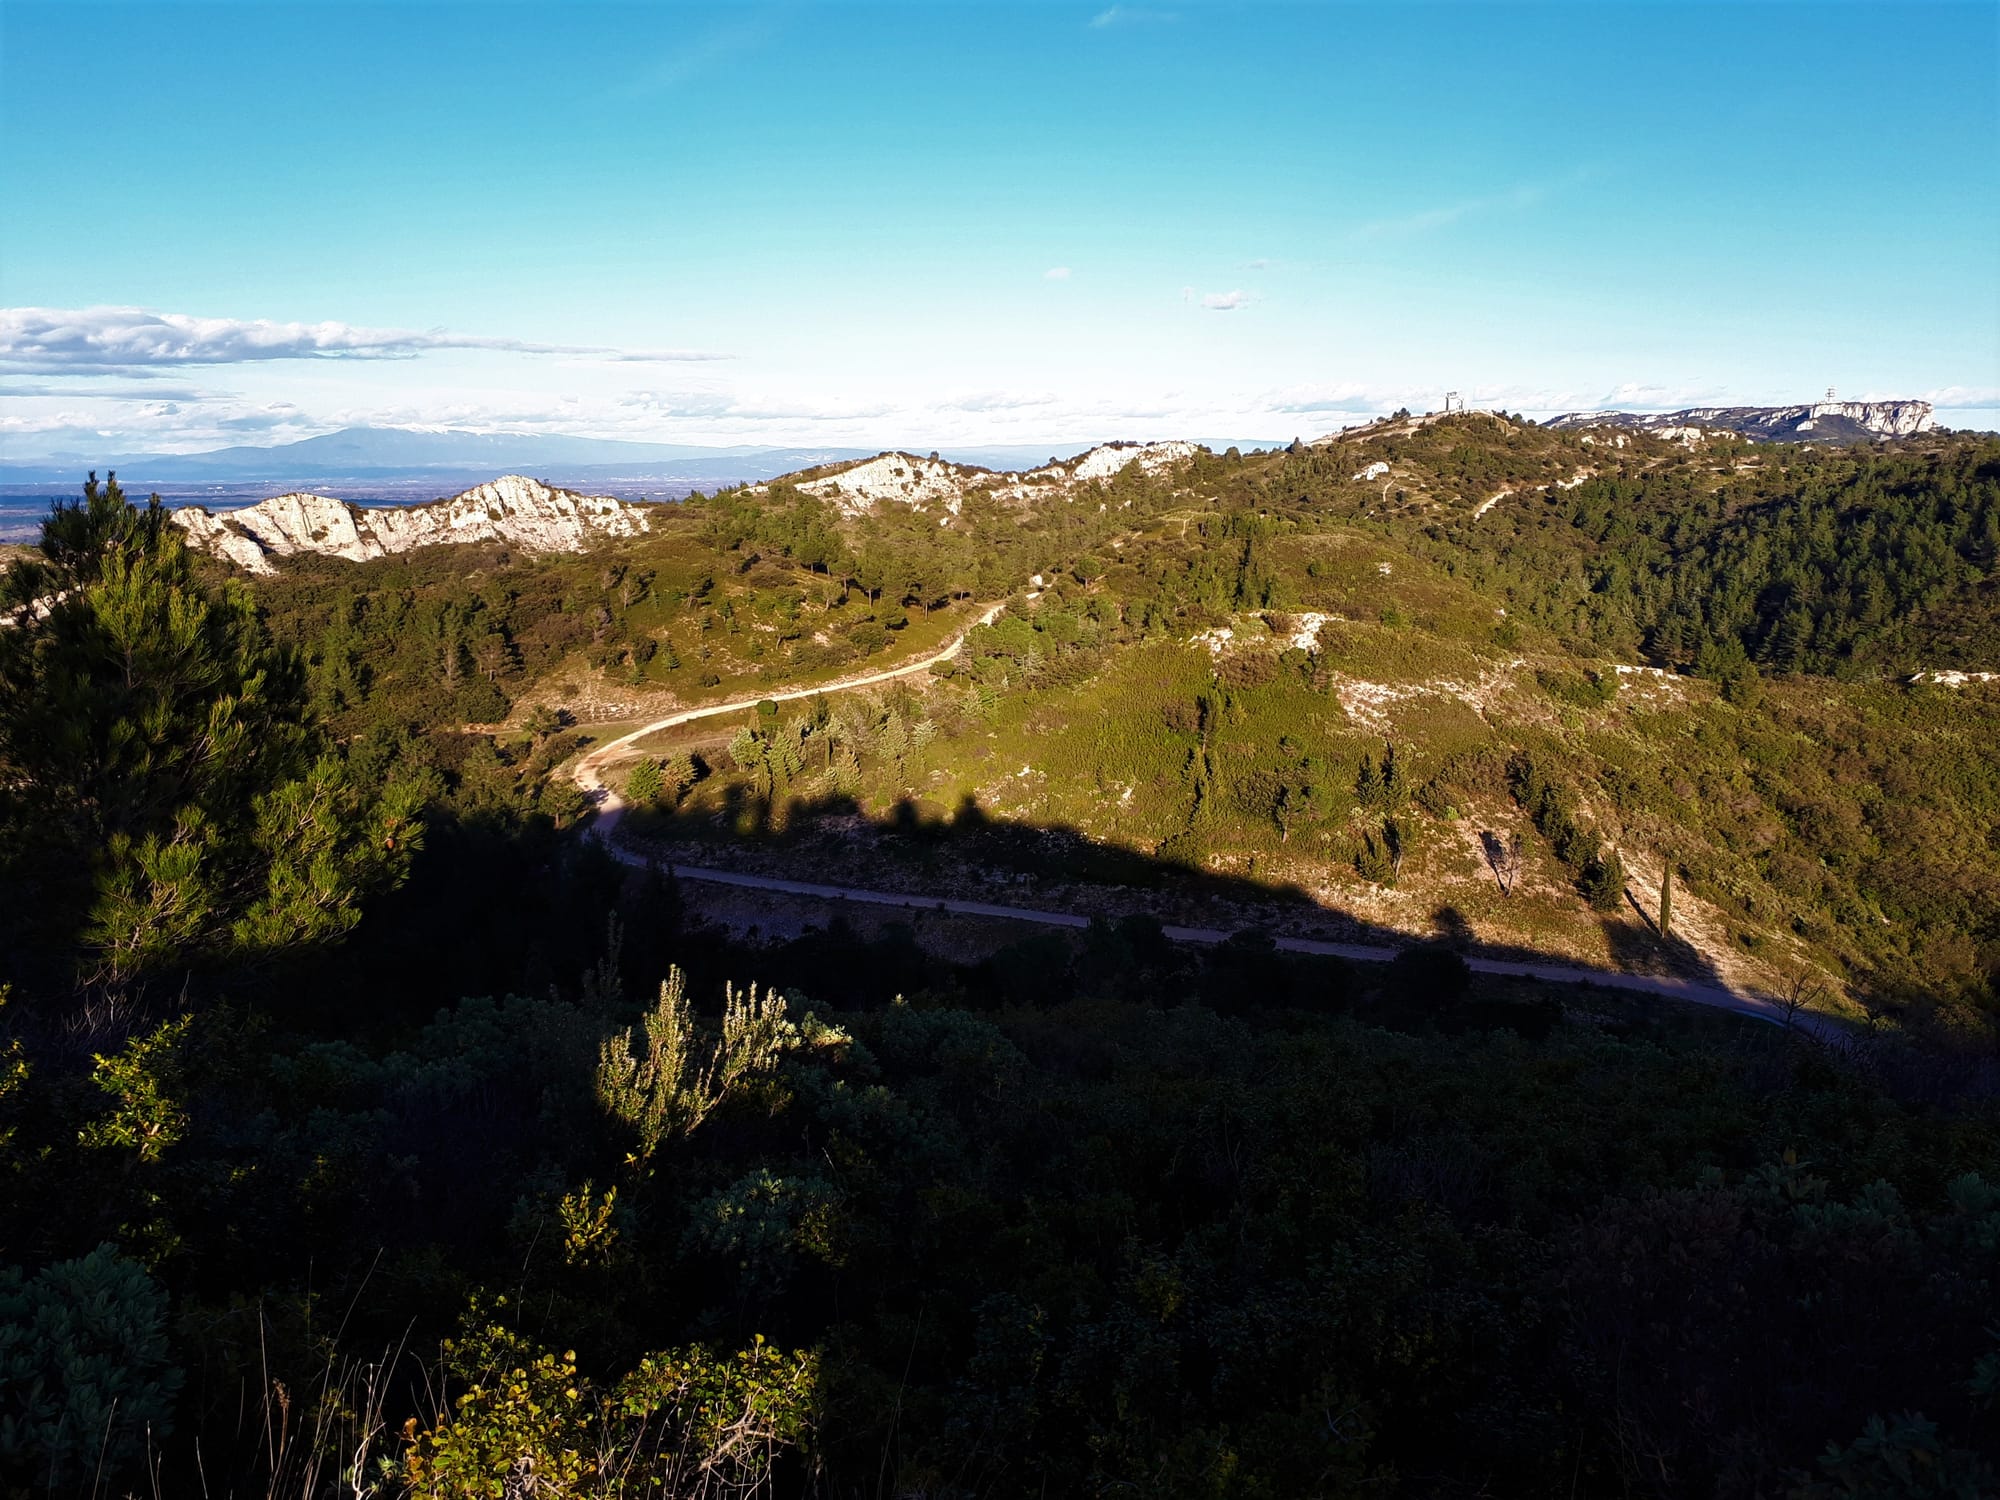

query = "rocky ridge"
777;441;1204;518
1546;400;1934;443
170;474;654;574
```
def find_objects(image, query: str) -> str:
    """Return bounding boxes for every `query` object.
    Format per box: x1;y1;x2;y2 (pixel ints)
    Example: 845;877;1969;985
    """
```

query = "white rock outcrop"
1909;670;1999;687
797;454;978;516
171;475;654;575
1070;440;1201;482
1547;400;1933;443
788;441;1204;519
1285;611;1331;651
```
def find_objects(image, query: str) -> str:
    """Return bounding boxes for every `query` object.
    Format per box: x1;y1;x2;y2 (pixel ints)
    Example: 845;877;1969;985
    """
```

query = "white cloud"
1043;266;1072;281
0;379;211;401
1267;381;1387;415
1201;290;1251;311
0;307;728;372
1918;385;2000;410
1090;6;1175;27
945;391;1061;413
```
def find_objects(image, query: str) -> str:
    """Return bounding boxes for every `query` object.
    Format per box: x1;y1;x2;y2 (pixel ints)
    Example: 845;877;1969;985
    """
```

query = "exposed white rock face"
171;474;653;575
1188;625;1234;656
1909;670;1999;687
1353;461;1391;482
1286;611;1331;651
797;453;979;516
789;441;1203;518
1805;400;1934;436
1547;400;1933;443
1070;440;1200;481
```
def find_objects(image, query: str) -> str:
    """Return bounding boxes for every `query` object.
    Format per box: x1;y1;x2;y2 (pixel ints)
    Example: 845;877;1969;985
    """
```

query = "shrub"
1354;831;1397;884
0;1244;183;1490
625;758;663;806
1536;667;1617;709
845;619;889;653
1579;848;1626;911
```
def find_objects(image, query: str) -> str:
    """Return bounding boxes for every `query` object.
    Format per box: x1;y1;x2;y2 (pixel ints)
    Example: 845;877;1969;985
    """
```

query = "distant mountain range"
1544;400;1935;443
0;427;1290;489
0;427;878;488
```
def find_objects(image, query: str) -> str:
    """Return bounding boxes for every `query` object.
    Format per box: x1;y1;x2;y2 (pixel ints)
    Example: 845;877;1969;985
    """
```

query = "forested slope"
0;453;1995;1497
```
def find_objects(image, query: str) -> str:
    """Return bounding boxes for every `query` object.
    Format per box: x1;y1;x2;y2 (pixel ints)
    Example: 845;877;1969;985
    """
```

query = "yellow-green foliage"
404;1313;817;1500
603;1338;816;1497
78;1014;191;1164
558;1183;620;1268
405;1320;592;1498
0;991;22;1166
595;967;810;1160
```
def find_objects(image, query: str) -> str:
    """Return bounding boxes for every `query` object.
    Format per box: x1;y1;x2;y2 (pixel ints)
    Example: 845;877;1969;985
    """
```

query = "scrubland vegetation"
2;427;1997;1496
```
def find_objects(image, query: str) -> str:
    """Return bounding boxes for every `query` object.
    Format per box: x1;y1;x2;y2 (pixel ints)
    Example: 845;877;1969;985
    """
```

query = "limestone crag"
171;474;654;574
776;441;1204;518
1546;400;1934;443
1070;440;1201;481
797;454;976;516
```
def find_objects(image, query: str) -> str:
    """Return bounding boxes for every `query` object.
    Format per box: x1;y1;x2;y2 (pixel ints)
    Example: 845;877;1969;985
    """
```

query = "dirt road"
573;599;1010;834
573;599;1843;1039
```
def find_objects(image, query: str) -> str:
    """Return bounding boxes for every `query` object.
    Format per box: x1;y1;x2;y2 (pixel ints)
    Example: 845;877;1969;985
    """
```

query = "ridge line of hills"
4;406;1997;1492
1;399;1963;490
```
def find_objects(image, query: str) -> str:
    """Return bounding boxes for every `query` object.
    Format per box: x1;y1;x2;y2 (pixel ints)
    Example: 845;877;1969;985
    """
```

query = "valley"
5;412;1996;1497
149;409;1995;1038
8;2;1997;1489
231;409;1983;1036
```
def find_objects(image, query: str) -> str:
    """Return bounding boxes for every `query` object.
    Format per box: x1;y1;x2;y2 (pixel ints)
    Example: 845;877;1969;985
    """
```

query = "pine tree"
1355;753;1382;808
0;474;423;999
1659;861;1674;936
1580;847;1626;912
626;758;664;806
662;751;699;805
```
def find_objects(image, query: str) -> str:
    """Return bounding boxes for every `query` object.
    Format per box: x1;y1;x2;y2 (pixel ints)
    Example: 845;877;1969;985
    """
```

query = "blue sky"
2;0;1995;456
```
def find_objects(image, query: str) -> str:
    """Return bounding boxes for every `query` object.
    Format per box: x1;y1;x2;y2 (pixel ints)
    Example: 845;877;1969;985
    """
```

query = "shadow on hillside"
605;787;1738;1006
1610;887;1737;991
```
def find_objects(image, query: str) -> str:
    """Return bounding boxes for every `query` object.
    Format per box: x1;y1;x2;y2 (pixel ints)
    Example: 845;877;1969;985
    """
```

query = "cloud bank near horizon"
2;307;1991;462
7;380;1993;464
0;307;728;374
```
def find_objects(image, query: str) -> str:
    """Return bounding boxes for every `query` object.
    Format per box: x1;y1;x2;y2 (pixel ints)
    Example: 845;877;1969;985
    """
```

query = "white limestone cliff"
171;475;653;575
788;441;1204;518
1070;440;1201;482
1547;400;1934;443
797;454;981;516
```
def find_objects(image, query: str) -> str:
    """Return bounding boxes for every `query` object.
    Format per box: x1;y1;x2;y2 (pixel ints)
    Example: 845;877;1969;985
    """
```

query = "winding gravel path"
591;857;1836;1035
571;599;1841;1039
572;599;1009;813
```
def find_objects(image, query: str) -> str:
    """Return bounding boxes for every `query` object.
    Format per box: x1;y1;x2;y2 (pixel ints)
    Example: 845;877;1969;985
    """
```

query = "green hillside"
3;450;1997;1497
181;425;2000;1022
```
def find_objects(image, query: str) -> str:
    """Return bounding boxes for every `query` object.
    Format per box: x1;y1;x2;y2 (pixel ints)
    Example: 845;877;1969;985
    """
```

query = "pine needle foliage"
0;473;423;998
596;969;800;1159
